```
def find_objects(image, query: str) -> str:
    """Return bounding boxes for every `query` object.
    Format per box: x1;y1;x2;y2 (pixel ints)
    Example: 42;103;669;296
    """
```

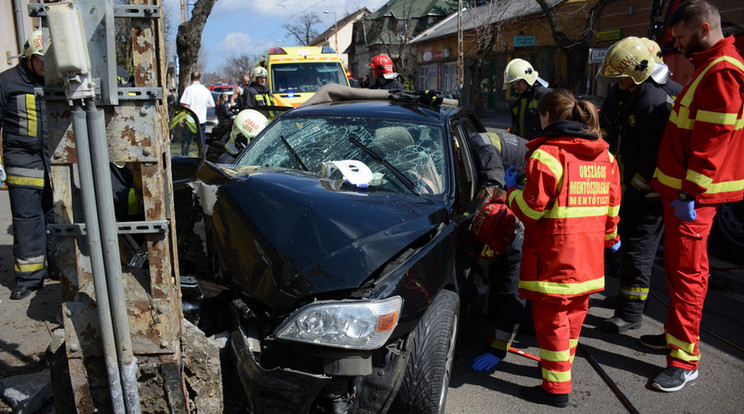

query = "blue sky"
165;0;389;73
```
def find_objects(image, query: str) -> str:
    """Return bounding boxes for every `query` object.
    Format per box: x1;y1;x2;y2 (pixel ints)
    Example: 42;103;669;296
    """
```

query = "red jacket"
651;36;744;204
508;121;621;303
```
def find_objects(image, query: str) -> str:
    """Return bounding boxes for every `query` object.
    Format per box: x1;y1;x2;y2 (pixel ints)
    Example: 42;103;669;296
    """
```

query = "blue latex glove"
670;199;697;222
610;240;621;253
472;352;502;371
504;165;518;190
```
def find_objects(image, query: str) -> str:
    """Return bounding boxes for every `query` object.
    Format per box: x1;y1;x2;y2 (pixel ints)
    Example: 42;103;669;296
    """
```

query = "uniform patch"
567;162;612;207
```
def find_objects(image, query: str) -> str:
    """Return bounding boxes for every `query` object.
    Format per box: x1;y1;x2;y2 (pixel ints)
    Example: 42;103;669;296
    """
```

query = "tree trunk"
176;0;217;97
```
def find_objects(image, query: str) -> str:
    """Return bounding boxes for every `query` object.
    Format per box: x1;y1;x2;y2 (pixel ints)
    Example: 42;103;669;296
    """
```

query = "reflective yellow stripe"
605;230;617;241
680;56;744;107
569;338;579;349
542;367;571;383
620;285;649;300
609;203;620;217
509;190;545;221
670;348;701;362
653;168;683;190
547;205;610;219
532;149;564;180
519;275;604;295
519;98;527;136
685;169;714;189
667;333;696;354
485;132;502;152
26;94;37;137
15;262;44;272
696;109;740;126
6;176;45;187
540;348;571;362
489;338;510;351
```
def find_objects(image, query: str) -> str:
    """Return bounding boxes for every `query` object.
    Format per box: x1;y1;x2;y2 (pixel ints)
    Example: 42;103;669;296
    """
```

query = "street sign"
513;35;536;48
589;48;608;64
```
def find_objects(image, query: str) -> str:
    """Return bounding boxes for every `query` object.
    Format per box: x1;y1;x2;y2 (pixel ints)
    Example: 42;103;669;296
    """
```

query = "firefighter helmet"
23;29;45;60
471;203;519;259
230;109;268;144
599;36;655;84
251;66;268;82
368;54;395;78
503;58;538;90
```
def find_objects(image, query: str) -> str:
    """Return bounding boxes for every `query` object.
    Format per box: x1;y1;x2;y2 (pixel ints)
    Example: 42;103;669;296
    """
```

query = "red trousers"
532;295;589;394
662;197;719;370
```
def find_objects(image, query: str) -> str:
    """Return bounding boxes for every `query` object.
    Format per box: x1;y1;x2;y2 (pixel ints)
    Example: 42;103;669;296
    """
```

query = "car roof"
286;100;458;125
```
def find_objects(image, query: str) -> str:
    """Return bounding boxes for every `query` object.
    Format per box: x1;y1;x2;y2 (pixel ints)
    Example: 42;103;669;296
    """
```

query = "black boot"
519;385;569;408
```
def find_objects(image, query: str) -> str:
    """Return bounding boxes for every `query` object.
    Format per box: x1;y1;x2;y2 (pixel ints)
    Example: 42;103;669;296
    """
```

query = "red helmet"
369;54;394;77
471;203;519;259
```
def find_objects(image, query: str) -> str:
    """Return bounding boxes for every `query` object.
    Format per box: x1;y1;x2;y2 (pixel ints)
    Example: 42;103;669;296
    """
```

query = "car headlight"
274;296;403;350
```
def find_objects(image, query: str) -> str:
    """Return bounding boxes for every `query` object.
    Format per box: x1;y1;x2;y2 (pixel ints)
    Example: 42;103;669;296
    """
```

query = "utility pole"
457;0;463;90
324;10;339;53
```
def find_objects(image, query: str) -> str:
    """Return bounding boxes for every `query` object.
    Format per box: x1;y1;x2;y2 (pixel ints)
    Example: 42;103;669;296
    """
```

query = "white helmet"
23;29;46;60
252;66;268;82
599;36;655;85
230;109;268;143
641;37;671;85
503;58;538;90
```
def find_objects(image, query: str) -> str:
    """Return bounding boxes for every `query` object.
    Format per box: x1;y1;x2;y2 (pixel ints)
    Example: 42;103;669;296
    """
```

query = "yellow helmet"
503;58;538;90
230;109;268;143
641;37;664;64
252;66;268;82
599;36;655;85
23;29;46;60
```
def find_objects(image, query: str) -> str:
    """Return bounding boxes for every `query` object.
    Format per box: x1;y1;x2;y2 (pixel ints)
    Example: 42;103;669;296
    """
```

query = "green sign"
596;29;623;42
513;35;536;47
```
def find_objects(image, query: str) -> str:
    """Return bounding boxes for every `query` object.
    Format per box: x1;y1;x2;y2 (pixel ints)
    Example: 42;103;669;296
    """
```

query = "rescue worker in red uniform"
596;37;675;334
506;89;621;407
368;54;404;90
466;131;528;372
0;30;60;300
503;58;551;141
646;0;744;392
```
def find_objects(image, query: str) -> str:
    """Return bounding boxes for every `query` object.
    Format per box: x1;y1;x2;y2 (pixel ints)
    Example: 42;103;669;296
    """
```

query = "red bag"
471;203;519;259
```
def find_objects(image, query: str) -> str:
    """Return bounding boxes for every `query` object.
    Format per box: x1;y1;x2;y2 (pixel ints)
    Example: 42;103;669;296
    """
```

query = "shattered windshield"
237;116;447;195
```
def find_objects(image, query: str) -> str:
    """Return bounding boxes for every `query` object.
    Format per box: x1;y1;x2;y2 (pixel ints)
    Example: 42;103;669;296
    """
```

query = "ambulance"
263;46;350;107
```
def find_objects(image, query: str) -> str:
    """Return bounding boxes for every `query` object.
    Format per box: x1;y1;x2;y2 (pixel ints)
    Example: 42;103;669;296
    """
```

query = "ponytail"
538;89;600;136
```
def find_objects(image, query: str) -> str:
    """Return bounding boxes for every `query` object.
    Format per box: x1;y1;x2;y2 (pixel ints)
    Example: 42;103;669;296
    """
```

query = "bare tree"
283;12;321;46
536;0;617;93
366;2;417;86
176;0;218;95
218;54;257;83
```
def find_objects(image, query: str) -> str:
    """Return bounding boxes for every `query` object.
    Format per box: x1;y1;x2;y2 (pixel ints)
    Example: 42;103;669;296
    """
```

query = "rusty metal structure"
27;0;219;412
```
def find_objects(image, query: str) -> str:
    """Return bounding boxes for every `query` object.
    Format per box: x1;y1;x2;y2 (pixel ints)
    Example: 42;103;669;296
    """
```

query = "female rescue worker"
506;89;621;407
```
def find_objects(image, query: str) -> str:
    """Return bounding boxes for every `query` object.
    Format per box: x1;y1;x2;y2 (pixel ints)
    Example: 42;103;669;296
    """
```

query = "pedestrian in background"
503;58;551;141
0;30;60;300
646;0;744;392
215;92;232;127
506;89;621;407
231;73;251;110
179;70;214;155
596;36;675;334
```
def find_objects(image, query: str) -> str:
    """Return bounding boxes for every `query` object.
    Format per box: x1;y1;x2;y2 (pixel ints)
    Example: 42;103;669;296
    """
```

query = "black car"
169;86;488;413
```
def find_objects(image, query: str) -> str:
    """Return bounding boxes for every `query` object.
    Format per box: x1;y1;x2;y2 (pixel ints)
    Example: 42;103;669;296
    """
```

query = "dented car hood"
194;166;448;312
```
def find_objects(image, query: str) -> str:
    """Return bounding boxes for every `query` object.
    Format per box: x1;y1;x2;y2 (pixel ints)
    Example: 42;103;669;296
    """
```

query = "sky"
165;0;390;74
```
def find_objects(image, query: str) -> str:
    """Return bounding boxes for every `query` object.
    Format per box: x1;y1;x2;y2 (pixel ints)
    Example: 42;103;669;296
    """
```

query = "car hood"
198;166;448;311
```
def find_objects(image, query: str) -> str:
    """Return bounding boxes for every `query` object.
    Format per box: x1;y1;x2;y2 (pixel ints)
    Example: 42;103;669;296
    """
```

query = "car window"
449;119;478;211
271;62;348;94
237;116;446;195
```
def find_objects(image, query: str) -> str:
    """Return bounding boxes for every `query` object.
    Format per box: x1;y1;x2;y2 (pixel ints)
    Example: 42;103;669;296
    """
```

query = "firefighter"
641;37;683;100
596;36;675;334
368;54;404;90
246;66;275;108
0;30;60;300
646;0;744;392
467;131;528;372
503;58;551;140
506;89;621;407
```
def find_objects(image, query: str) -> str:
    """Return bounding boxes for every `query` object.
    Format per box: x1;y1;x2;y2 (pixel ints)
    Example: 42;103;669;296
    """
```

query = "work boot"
652;366;698;392
10;285;41;300
640;333;671;351
519;385;569;408
599;316;642;333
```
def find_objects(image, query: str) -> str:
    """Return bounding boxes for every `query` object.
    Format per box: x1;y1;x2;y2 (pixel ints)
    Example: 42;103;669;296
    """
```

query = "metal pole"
86;99;142;414
12;0;26;52
457;0;463;89
334;13;339;54
72;104;126;414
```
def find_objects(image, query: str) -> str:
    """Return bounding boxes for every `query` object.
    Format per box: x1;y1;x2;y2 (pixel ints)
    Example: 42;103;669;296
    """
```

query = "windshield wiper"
280;135;308;171
349;136;420;196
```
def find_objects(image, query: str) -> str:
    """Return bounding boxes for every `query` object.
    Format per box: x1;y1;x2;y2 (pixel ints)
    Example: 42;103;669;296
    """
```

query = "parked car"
169;86;488;413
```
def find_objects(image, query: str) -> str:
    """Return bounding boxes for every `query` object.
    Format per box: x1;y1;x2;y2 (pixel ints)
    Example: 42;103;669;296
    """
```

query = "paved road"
1;179;743;413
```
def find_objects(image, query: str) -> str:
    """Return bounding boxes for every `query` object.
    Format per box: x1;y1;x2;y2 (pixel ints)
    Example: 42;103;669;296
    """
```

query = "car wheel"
710;200;744;264
392;289;459;414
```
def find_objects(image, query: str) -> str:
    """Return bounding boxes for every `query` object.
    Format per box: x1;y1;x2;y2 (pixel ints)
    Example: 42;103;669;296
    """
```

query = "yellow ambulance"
263;46;350;107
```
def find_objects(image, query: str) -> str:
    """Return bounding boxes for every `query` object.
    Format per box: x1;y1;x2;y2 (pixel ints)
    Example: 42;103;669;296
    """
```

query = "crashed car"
169;85;488;413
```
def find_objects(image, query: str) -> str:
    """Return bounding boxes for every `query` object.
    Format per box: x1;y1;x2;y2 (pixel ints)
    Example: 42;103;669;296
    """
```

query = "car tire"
392;289;459;414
